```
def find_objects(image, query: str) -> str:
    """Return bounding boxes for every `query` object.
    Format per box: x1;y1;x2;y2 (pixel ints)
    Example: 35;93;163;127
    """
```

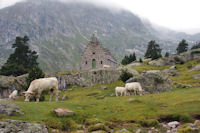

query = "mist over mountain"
0;0;199;72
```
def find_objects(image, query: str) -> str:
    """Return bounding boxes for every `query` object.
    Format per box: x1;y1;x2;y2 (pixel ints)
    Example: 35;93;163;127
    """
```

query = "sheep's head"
22;91;33;102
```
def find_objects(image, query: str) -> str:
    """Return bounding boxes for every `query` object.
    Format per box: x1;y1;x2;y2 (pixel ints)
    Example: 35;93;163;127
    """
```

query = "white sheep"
9;90;18;100
115;87;126;96
125;82;143;96
22;77;59;102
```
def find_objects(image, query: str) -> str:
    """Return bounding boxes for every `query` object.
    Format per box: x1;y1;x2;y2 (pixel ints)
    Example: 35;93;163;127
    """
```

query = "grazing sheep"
125;82;143;96
22;77;59;102
9;90;18;100
115;87;126;96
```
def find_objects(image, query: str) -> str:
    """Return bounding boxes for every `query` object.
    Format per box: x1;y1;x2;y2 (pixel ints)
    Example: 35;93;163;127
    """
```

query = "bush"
120;69;133;83
60;118;78;131
137;119;159;127
26;66;45;89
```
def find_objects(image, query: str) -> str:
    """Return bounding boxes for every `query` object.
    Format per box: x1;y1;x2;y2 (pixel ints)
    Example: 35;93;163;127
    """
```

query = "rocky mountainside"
0;0;199;72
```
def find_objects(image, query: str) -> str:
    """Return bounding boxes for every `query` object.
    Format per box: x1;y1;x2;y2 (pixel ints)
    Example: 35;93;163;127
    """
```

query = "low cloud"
0;0;26;9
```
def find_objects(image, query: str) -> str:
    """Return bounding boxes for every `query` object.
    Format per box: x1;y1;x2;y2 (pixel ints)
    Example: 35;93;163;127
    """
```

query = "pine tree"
121;53;137;65
176;39;188;54
191;42;200;50
165;52;169;57
0;36;39;76
139;58;143;63
144;40;162;60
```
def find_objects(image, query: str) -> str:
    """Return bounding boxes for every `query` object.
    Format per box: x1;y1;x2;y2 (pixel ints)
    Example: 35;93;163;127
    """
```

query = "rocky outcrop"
193;74;200;80
0;103;24;116
127;71;172;93
0;120;48;133
191;64;200;71
0;74;27;98
46;69;120;88
149;48;200;66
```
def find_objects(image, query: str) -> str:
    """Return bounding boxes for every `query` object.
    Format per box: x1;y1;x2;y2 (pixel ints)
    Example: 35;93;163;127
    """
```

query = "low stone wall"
0;69;120;98
46;68;120;89
0;75;27;98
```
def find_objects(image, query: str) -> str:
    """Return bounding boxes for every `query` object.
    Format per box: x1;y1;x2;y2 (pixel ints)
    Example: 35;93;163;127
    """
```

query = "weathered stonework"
81;34;118;70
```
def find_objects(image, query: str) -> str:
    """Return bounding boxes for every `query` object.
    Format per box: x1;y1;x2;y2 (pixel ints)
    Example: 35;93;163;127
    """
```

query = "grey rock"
101;86;107;90
193;74;200;80
149;49;200;66
0;74;28;98
120;128;129;133
192;64;200;71
127;71;172;93
0;103;24;116
169;66;177;69
0;120;48;133
162;69;180;77
128;98;136;102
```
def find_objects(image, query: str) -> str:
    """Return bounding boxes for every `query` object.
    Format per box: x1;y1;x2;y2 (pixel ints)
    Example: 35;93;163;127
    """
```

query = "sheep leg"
54;90;59;101
36;94;40;102
49;92;53;102
115;92;118;97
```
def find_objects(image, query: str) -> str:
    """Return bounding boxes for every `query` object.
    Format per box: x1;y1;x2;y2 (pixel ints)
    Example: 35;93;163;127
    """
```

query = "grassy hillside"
1;58;200;132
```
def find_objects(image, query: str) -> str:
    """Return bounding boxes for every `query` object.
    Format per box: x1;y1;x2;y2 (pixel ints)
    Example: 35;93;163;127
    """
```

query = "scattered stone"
101;86;107;90
54;108;74;116
120;128;130;133
0;103;24;116
173;82;192;88
168;121;180;129
162;69;180;77
169;66;177;69
75;130;85;133
97;96;105;100
136;128;141;133
0;120;48;133
194;120;200;126
61;95;68;101
68;89;73;91
128;98;136;102
193;74;200;80
110;93;115;97
191;64;200;71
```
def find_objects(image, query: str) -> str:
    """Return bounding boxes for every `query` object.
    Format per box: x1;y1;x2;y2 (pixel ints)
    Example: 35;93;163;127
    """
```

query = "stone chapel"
80;34;118;70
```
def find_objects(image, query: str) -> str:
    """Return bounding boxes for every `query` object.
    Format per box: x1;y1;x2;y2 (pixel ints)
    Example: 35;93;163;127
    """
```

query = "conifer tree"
0;36;39;76
176;39;188;54
165;52;169;57
144;40;162;60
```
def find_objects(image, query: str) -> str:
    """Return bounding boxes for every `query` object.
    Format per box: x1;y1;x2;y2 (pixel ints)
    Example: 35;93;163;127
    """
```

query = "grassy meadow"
1;58;200;132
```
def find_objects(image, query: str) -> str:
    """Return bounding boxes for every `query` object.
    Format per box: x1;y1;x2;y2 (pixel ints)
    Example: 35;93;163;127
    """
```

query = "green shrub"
26;66;45;89
137;119;159;127
60;118;78;131
178;126;193;133
87;123;110;132
120;69;133;83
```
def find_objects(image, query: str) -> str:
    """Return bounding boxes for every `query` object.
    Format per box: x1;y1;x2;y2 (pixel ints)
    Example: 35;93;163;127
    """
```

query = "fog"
0;0;200;34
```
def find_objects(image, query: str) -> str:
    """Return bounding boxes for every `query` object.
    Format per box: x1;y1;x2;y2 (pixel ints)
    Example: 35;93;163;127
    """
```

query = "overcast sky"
0;0;200;34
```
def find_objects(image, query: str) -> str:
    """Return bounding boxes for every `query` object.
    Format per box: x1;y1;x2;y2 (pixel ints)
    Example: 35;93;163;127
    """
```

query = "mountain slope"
0;0;198;72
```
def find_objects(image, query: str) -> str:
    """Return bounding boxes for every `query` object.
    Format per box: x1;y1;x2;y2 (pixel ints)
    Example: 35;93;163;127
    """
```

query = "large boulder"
0;120;48;133
148;48;200;66
127;71;172;93
0;103;24;116
191;64;200;71
0;74;28;98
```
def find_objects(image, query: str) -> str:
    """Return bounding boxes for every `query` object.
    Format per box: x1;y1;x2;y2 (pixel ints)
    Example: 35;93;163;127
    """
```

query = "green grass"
1;58;200;131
